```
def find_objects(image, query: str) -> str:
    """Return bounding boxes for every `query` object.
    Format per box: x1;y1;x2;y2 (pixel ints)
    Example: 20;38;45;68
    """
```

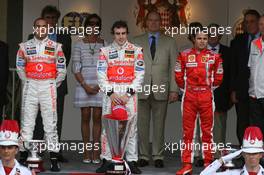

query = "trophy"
221;148;238;170
103;105;133;175
23;140;46;173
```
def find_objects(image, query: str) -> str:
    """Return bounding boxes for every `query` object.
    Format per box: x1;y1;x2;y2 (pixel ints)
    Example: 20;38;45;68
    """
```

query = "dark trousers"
235;99;250;145
33;95;65;142
249;97;264;134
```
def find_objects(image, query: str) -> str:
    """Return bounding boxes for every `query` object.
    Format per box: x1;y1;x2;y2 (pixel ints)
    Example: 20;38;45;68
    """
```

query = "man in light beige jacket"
132;11;179;168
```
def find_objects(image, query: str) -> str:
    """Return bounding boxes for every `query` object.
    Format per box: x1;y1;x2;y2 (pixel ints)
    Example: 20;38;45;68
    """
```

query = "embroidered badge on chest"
187;54;196;62
201;54;209;63
26;47;37;55
44;46;55;56
109;50;118;59
125;50;135;60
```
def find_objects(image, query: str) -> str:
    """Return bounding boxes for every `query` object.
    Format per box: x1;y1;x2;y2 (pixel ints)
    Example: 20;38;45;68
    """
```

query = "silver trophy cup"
23;140;46;172
103;115;134;175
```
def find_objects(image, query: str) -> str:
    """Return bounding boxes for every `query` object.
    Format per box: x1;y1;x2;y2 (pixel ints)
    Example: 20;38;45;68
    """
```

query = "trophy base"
106;162;126;175
27;160;45;173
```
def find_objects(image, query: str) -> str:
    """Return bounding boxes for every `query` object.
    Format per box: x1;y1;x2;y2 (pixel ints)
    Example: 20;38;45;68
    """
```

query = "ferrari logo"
188;55;196;62
201;54;209;63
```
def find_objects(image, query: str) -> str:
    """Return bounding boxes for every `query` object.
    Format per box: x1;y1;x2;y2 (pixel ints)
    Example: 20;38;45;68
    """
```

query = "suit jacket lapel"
219;44;224;60
219;44;223;54
245;34;250;56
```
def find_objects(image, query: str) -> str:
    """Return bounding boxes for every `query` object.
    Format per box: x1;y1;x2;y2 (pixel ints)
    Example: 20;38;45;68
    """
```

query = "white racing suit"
0;160;32;175
16;37;66;152
200;159;264;175
97;41;145;161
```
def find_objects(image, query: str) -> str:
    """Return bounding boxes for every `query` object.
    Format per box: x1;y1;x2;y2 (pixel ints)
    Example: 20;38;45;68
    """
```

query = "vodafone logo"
4;131;11;139
117;67;124;75
36;64;44;72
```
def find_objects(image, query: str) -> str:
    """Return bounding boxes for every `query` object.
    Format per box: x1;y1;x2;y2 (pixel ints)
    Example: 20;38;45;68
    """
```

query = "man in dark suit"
208;23;231;158
28;5;71;162
0;41;9;119
230;9;260;145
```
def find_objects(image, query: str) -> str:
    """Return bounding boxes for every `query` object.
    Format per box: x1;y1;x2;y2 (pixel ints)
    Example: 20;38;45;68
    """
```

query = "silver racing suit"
97;41;145;161
16;37;66;152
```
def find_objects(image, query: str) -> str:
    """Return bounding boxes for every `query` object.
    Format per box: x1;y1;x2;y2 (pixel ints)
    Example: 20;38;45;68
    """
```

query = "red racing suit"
97;41;145;161
16;37;66;152
175;48;223;164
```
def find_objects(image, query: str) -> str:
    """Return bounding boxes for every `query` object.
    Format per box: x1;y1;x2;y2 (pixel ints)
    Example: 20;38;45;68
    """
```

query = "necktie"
211;47;217;52
150;35;156;60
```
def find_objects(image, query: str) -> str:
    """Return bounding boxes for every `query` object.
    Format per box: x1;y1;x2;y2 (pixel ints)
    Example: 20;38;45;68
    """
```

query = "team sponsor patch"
216;62;223;74
47;40;54;47
45;46;55;52
208;59;215;64
57;51;64;57
26;48;37;55
58;57;65;63
57;64;65;69
44;46;55;56
175;60;181;72
26;46;36;51
201;54;209;63
187;54;196;62
98;60;106;66
18;50;24;57
98;67;107;71
127;44;133;49
17;59;25;66
136;66;144;71
99;53;106;60
98;60;107;72
137;53;143;60
109;50;118;59
125;50;135;59
125;50;134;54
186;62;198;67
136;60;144;66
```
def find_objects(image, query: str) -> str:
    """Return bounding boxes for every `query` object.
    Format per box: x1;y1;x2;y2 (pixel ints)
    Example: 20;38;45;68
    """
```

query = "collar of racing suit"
112;41;129;50
191;47;208;55
33;36;49;44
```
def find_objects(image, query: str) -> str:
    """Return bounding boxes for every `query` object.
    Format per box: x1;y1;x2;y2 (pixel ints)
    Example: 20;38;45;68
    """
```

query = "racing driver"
96;20;145;174
16;18;66;172
175;26;223;175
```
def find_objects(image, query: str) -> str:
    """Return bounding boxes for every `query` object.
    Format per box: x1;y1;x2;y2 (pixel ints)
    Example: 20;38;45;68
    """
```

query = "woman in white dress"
72;14;106;164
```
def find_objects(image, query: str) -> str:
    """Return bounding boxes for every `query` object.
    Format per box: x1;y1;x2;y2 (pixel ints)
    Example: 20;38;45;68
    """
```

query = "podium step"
30;144;203;175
